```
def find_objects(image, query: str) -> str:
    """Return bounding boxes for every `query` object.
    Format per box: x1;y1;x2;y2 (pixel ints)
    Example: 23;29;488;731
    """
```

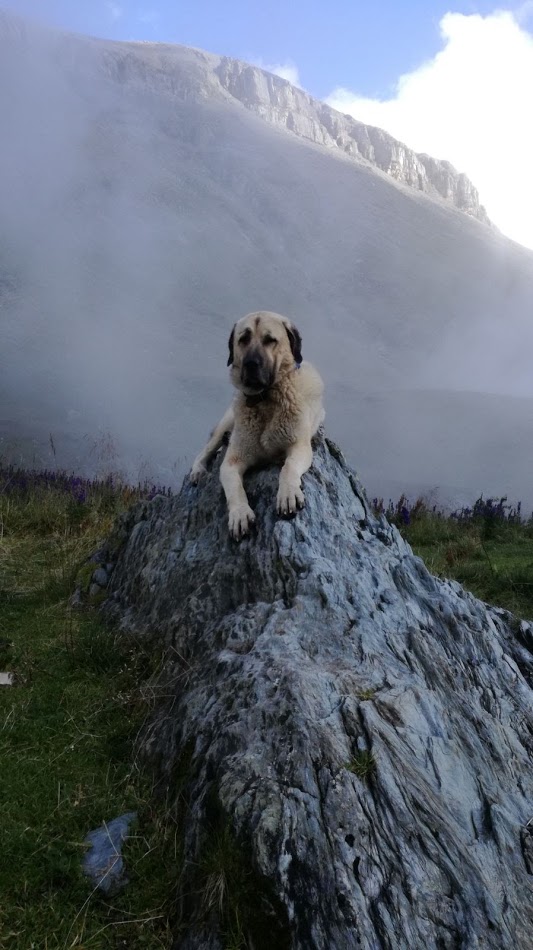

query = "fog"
2;11;533;507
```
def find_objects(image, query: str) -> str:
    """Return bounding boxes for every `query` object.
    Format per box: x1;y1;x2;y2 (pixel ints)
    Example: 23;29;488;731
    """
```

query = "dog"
190;311;325;540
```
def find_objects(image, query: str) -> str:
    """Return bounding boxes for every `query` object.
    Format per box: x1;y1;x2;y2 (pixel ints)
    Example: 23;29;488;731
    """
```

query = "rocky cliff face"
104;435;533;949
0;10;488;224
215;58;490;224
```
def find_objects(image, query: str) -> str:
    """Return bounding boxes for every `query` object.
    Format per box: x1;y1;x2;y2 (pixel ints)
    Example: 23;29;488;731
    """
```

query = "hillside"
2;12;533;505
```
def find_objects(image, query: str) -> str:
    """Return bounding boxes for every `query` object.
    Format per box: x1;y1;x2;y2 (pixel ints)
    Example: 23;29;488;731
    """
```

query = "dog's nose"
243;354;261;373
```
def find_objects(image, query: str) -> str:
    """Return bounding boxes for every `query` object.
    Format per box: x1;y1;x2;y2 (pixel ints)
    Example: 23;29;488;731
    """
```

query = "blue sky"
6;0;525;98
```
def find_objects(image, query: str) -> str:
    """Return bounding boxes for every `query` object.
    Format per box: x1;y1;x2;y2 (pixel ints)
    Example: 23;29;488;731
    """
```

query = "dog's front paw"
190;460;207;485
276;481;305;517
228;503;256;540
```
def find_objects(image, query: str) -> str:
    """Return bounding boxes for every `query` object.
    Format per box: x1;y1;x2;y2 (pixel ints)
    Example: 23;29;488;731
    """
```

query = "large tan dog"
190;311;325;540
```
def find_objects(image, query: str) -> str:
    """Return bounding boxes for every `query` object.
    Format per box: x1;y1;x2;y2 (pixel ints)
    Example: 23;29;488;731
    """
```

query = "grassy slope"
386;496;533;620
1;471;532;948
0;473;178;949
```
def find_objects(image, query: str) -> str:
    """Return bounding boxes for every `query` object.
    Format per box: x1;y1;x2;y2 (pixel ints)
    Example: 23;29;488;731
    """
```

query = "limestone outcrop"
215;58;490;223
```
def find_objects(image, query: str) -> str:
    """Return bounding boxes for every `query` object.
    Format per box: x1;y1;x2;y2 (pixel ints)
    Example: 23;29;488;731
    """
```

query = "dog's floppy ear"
285;323;303;365
227;325;236;366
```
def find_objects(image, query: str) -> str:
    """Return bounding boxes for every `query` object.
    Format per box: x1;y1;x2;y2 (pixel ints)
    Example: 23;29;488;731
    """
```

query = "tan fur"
190;311;325;539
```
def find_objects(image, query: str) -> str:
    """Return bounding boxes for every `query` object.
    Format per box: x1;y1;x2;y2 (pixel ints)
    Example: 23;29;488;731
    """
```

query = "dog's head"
227;312;303;396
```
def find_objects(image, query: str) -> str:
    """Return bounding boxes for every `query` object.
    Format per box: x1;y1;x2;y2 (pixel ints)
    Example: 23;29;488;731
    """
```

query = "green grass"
345;751;376;780
0;474;179;948
391;502;533;620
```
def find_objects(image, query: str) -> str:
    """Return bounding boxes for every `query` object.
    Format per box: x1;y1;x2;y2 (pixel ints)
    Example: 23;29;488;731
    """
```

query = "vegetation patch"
346;751;376;780
375;493;533;619
0;465;178;948
174;785;290;950
356;687;377;701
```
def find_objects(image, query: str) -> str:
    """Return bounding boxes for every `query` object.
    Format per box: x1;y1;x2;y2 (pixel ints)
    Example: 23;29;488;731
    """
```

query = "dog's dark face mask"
240;342;274;392
227;313;303;398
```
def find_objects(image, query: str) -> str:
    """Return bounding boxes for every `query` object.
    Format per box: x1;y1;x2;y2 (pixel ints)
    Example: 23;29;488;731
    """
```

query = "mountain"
2;11;533;508
215;56;490;225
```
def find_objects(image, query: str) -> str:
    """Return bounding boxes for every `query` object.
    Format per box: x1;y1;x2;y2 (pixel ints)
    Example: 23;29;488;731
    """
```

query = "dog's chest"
259;410;295;455
242;402;295;455
260;426;290;455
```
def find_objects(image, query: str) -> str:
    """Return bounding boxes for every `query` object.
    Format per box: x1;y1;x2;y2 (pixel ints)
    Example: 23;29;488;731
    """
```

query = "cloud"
268;62;301;87
326;10;533;250
253;59;302;88
107;1;123;21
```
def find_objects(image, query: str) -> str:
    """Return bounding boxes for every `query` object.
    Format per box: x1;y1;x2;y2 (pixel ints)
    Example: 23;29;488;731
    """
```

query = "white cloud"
326;10;533;250
253;59;302;88
107;2;123;21
268;62;301;87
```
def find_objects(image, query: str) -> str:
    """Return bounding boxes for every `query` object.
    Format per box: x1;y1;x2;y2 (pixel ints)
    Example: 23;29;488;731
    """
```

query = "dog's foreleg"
276;437;313;516
220;452;255;540
190;407;234;483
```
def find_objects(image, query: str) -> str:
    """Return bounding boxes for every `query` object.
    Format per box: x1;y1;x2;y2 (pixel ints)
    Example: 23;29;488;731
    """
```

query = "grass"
376;493;533;620
345;751;376;780
0;466;179;949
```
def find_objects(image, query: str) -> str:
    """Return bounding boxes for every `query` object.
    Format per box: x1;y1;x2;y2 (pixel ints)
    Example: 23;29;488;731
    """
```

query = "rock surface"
82;812;137;895
215;58;490;224
104;435;533;948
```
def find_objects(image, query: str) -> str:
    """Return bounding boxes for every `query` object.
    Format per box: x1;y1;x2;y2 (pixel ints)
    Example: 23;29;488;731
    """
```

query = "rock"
92;567;109;588
71;559;113;606
82;812;137;895
0;672;14;686
104;434;533;947
69;586;83;609
215;59;490;224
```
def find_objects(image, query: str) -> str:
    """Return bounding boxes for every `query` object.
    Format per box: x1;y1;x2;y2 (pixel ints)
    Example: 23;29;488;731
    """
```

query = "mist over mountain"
2;11;533;506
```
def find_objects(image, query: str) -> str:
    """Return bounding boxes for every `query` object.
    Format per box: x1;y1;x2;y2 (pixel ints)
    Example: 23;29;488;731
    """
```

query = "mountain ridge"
0;9;489;224
214;56;490;224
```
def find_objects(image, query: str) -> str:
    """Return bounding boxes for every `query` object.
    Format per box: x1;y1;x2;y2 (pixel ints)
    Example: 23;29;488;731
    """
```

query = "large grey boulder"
104;435;533;949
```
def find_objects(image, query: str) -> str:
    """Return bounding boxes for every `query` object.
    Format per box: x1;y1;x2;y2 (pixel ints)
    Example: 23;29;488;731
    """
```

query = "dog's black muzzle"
241;352;272;392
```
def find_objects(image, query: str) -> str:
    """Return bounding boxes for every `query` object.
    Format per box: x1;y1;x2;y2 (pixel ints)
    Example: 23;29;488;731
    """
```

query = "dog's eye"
238;330;252;345
263;336;277;345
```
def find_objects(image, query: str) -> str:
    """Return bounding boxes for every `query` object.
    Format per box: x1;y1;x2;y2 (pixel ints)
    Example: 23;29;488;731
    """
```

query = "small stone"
92;567;108;587
70;586;83;608
89;583;103;598
0;672;14;686
82;812;137;895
